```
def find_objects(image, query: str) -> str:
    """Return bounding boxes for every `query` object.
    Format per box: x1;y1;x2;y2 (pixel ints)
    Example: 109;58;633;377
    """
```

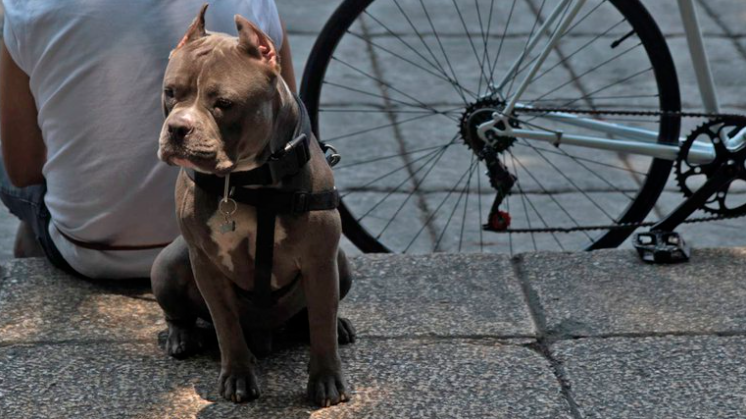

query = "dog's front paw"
307;360;350;407
219;367;261;403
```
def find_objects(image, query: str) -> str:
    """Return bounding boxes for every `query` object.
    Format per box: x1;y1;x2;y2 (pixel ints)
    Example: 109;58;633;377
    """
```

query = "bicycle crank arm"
650;163;738;233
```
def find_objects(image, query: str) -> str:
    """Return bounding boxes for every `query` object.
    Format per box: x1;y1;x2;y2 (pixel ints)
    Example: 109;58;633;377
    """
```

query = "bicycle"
299;0;746;259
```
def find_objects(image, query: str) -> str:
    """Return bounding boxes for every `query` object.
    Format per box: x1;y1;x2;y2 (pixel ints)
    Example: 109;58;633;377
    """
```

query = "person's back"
1;0;283;278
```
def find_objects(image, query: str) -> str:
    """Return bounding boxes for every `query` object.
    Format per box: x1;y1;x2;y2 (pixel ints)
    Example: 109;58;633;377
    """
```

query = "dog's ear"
173;3;209;53
234;15;279;70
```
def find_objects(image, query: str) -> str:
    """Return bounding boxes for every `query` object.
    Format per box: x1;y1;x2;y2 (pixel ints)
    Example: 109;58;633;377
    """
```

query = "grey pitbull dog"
150;5;355;407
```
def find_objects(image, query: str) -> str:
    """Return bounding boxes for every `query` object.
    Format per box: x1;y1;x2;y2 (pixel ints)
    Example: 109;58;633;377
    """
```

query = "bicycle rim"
301;0;681;254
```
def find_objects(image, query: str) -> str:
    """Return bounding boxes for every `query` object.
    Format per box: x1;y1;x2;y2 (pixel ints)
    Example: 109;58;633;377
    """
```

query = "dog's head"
158;4;282;175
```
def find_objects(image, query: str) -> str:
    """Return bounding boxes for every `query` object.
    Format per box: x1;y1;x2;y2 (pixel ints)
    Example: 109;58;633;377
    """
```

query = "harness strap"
190;171;339;214
254;208;276;309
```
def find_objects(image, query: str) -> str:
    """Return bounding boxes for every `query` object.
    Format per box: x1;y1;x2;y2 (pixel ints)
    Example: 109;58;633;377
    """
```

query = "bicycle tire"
300;0;681;253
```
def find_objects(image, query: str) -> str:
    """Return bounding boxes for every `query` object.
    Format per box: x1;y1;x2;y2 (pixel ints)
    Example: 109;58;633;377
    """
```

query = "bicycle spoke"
528;94;658;103
501;153;514;256
517;18;626;87
505;0;552;100
523;42;644;105
519;134;636;201
477;160;485;253
363;11;453;81
322;81;456;122
512;142;647;176
404;158;478;252
344;31;479;99
341;142;454;199
330;56;460;121
488;0;519;90
418;0;470;104
321;108;455;114
508;152;548;250
334;143;454;170
475;0;496;94
435;157;478;252
458;155;476;252
375;136;459;239
451;0;491;94
356;143;450;223
508;149;595;241
391;0;473;103
325;112;446;142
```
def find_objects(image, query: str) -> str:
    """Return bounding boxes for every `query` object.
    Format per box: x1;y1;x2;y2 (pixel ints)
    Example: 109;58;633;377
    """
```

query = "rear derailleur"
460;98;518;232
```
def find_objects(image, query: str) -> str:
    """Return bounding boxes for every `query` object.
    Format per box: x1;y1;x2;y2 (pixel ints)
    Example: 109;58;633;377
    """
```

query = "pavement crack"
555;329;746;341
512;255;584;419
511;255;548;334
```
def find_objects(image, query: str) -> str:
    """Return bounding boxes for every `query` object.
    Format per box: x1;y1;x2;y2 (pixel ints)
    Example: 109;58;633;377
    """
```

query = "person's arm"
278;21;297;93
0;42;46;187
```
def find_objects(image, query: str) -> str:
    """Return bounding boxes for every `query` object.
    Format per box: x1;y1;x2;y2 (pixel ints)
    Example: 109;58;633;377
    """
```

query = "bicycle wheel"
301;0;681;254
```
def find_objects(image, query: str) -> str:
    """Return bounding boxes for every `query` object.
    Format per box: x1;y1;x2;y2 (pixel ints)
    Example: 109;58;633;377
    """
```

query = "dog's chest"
205;204;293;289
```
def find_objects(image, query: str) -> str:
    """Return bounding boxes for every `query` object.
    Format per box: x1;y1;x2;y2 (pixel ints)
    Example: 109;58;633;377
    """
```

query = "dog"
151;5;355;407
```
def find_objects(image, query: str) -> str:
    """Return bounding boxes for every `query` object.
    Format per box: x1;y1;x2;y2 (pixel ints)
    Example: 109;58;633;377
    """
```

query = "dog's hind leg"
151;235;211;359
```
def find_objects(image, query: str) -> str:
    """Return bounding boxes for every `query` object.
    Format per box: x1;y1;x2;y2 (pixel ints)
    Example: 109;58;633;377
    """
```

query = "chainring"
675;117;746;216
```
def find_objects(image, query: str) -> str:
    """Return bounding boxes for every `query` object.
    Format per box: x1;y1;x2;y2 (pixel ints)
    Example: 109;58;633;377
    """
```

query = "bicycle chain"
491;106;746;234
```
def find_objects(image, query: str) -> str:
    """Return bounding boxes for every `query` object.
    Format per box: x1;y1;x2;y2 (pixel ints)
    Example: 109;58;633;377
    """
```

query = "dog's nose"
167;114;194;142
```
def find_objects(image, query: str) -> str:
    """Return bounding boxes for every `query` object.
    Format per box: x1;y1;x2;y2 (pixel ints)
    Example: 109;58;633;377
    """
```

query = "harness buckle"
268;134;310;182
292;192;310;213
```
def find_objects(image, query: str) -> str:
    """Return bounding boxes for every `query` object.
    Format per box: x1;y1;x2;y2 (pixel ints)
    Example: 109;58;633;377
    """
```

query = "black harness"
186;94;339;309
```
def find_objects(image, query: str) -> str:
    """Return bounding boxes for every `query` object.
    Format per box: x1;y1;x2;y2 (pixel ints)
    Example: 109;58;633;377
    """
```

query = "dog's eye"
164;88;175;99
215;98;233;110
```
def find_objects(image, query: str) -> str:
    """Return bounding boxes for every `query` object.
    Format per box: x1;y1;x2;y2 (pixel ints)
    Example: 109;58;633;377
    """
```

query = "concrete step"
1;249;745;418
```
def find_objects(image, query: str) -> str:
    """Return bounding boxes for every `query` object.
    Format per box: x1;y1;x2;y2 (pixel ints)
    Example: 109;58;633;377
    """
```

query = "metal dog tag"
220;219;236;234
218;197;238;234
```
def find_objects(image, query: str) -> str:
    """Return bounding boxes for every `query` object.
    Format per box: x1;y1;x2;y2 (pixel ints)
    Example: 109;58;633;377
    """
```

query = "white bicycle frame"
477;0;746;165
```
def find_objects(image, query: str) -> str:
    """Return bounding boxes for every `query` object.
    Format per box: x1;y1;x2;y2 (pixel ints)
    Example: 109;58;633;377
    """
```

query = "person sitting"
0;0;296;279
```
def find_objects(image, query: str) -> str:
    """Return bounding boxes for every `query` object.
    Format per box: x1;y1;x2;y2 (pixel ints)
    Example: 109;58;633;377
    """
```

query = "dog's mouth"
158;146;235;175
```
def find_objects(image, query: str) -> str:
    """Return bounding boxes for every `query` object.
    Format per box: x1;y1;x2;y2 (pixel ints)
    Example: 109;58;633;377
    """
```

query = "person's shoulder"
3;0;61;25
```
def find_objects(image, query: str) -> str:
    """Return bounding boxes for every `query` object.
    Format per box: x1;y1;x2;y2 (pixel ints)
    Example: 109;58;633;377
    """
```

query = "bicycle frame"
477;0;746;164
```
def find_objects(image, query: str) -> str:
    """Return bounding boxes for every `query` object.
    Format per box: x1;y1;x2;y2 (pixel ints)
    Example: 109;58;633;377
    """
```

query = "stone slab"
0;259;161;344
0;339;572;419
345;254;535;337
555;335;746;419
519;248;746;337
0;254;535;344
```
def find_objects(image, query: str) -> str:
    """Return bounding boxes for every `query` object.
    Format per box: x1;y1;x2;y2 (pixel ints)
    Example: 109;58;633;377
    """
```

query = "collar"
188;92;313;187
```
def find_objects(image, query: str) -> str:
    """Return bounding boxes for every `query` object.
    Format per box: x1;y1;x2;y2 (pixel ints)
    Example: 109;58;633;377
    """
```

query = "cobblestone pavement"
1;1;745;260
3;249;746;418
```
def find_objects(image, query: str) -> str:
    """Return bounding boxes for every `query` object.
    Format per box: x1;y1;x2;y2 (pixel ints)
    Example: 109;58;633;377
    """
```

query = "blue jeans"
0;160;76;275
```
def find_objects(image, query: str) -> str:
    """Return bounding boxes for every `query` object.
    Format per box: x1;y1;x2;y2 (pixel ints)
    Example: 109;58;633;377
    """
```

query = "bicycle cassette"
674;117;746;217
460;98;519;154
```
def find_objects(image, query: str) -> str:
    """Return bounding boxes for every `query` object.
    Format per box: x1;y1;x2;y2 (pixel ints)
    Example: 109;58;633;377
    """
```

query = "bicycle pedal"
633;231;691;264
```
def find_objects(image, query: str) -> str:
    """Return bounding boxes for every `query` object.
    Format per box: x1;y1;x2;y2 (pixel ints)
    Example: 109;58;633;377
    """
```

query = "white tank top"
2;0;283;279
